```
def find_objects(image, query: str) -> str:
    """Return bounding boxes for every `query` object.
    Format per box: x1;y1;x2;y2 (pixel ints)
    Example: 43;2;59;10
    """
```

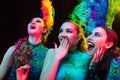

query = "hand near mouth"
54;37;69;61
89;48;106;66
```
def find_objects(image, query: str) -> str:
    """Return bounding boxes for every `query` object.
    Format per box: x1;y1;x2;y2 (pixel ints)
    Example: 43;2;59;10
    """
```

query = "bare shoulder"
47;48;54;54
48;48;54;52
0;45;16;79
5;45;16;56
1;45;16;65
7;45;16;51
45;48;55;57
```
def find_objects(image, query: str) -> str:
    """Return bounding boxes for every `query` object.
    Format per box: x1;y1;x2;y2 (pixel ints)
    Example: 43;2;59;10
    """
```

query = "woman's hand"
16;64;31;80
40;37;69;80
54;37;69;61
89;48;105;66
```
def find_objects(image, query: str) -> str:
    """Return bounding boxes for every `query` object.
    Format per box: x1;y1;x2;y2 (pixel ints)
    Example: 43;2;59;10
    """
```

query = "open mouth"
88;41;95;50
30;25;36;29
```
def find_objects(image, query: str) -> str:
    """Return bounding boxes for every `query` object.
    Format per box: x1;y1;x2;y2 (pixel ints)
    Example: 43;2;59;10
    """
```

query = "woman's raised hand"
54;37;69;61
16;64;31;80
89;48;106;66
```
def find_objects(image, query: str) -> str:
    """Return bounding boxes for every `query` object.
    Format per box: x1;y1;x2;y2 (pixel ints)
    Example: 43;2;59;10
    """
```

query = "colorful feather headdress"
70;0;108;36
40;0;55;43
41;0;55;31
106;0;120;28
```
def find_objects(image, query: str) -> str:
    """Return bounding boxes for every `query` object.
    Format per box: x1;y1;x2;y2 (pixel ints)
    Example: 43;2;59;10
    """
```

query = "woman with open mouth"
40;21;92;80
86;25;119;80
0;0;54;79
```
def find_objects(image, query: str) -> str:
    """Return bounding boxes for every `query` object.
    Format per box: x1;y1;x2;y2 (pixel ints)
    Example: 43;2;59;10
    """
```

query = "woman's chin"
87;47;96;56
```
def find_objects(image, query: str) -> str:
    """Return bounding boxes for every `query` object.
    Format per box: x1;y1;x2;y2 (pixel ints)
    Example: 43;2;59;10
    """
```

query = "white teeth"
88;42;95;50
88;42;93;45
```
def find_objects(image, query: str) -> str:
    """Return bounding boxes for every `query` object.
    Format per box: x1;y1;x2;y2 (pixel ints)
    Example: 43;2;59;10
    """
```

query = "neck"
69;45;77;51
28;35;42;45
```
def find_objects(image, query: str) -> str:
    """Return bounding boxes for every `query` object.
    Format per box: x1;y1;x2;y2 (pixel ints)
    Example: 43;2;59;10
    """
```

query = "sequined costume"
107;57;120;80
6;38;48;80
56;49;92;80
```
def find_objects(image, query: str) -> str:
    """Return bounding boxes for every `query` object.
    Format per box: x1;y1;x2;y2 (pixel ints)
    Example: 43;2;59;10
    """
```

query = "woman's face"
27;17;45;36
58;22;80;50
87;27;109;53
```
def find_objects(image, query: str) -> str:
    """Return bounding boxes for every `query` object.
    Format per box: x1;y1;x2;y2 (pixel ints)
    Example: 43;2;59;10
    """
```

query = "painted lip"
87;41;95;51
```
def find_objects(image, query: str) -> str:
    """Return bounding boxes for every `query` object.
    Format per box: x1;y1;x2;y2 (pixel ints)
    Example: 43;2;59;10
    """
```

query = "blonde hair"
67;21;87;52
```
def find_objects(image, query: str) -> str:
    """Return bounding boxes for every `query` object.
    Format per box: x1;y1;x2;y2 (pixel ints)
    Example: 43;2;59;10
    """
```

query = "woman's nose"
87;35;92;41
62;31;66;36
31;21;35;24
60;31;67;38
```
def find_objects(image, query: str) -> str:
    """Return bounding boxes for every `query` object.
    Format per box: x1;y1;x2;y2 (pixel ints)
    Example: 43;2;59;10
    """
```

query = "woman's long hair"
96;26;118;79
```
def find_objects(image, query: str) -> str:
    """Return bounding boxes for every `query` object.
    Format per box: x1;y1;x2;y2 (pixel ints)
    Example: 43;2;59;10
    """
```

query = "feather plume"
106;0;120;28
41;0;55;30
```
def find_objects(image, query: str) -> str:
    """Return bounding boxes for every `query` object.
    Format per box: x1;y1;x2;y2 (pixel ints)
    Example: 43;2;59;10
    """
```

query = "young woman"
0;0;54;79
0;17;51;80
86;26;119;80
40;21;92;80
